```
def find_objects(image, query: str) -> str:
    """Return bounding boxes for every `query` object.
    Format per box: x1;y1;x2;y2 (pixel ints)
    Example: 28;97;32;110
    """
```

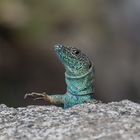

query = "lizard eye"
72;49;80;55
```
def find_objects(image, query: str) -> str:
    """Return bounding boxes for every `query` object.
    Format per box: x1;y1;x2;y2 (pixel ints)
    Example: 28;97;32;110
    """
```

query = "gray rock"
0;100;140;140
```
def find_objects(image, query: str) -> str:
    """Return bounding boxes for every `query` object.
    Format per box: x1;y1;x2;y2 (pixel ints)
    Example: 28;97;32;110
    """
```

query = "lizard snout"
54;44;64;52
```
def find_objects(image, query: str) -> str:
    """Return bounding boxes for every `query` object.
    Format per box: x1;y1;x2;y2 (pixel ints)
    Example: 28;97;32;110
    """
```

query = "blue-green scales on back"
24;44;95;109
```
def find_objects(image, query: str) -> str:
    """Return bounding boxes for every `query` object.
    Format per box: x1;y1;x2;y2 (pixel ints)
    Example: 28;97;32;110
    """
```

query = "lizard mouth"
54;44;67;63
54;44;69;58
54;44;73;68
54;44;64;57
54;44;63;52
54;44;70;54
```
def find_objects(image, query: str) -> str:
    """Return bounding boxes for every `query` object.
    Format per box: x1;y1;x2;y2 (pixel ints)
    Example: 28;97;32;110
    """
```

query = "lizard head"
54;44;92;76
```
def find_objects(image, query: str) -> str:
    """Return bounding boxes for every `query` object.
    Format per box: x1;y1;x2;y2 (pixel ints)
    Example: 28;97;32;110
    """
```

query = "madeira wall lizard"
24;44;95;109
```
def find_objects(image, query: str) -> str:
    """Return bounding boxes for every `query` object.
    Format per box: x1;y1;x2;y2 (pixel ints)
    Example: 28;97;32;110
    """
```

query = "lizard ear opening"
89;62;92;69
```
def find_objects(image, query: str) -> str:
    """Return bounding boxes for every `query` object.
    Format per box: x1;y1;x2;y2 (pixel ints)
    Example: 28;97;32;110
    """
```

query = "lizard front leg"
24;92;64;105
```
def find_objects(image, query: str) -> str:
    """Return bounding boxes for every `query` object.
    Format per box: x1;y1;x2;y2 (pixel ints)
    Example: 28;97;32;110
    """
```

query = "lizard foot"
89;99;102;104
24;92;51;102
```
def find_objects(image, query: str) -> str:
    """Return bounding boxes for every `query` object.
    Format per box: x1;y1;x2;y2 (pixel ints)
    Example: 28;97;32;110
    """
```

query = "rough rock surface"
0;100;140;140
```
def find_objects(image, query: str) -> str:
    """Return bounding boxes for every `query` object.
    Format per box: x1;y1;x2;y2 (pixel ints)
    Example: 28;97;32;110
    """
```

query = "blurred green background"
0;0;140;107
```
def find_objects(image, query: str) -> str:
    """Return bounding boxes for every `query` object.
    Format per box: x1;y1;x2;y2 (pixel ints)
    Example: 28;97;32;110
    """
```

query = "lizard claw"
24;93;30;99
24;92;47;99
33;97;45;100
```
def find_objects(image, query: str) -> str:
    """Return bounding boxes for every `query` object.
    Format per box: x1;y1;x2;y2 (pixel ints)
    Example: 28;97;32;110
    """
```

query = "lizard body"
25;44;95;109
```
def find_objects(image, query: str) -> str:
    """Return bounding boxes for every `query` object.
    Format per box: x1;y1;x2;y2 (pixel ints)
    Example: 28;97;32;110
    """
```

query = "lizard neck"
65;65;95;96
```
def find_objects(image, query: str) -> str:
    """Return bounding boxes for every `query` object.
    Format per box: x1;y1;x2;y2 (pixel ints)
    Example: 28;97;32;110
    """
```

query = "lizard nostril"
54;44;63;51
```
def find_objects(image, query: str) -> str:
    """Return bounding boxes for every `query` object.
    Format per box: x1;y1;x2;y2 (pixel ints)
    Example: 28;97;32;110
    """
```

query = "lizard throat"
65;65;95;96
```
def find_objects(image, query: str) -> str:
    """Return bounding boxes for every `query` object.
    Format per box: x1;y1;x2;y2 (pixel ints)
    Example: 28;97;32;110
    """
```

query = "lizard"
24;44;95;109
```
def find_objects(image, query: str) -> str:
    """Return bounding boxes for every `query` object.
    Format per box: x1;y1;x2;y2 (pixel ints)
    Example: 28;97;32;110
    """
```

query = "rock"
0;100;140;140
